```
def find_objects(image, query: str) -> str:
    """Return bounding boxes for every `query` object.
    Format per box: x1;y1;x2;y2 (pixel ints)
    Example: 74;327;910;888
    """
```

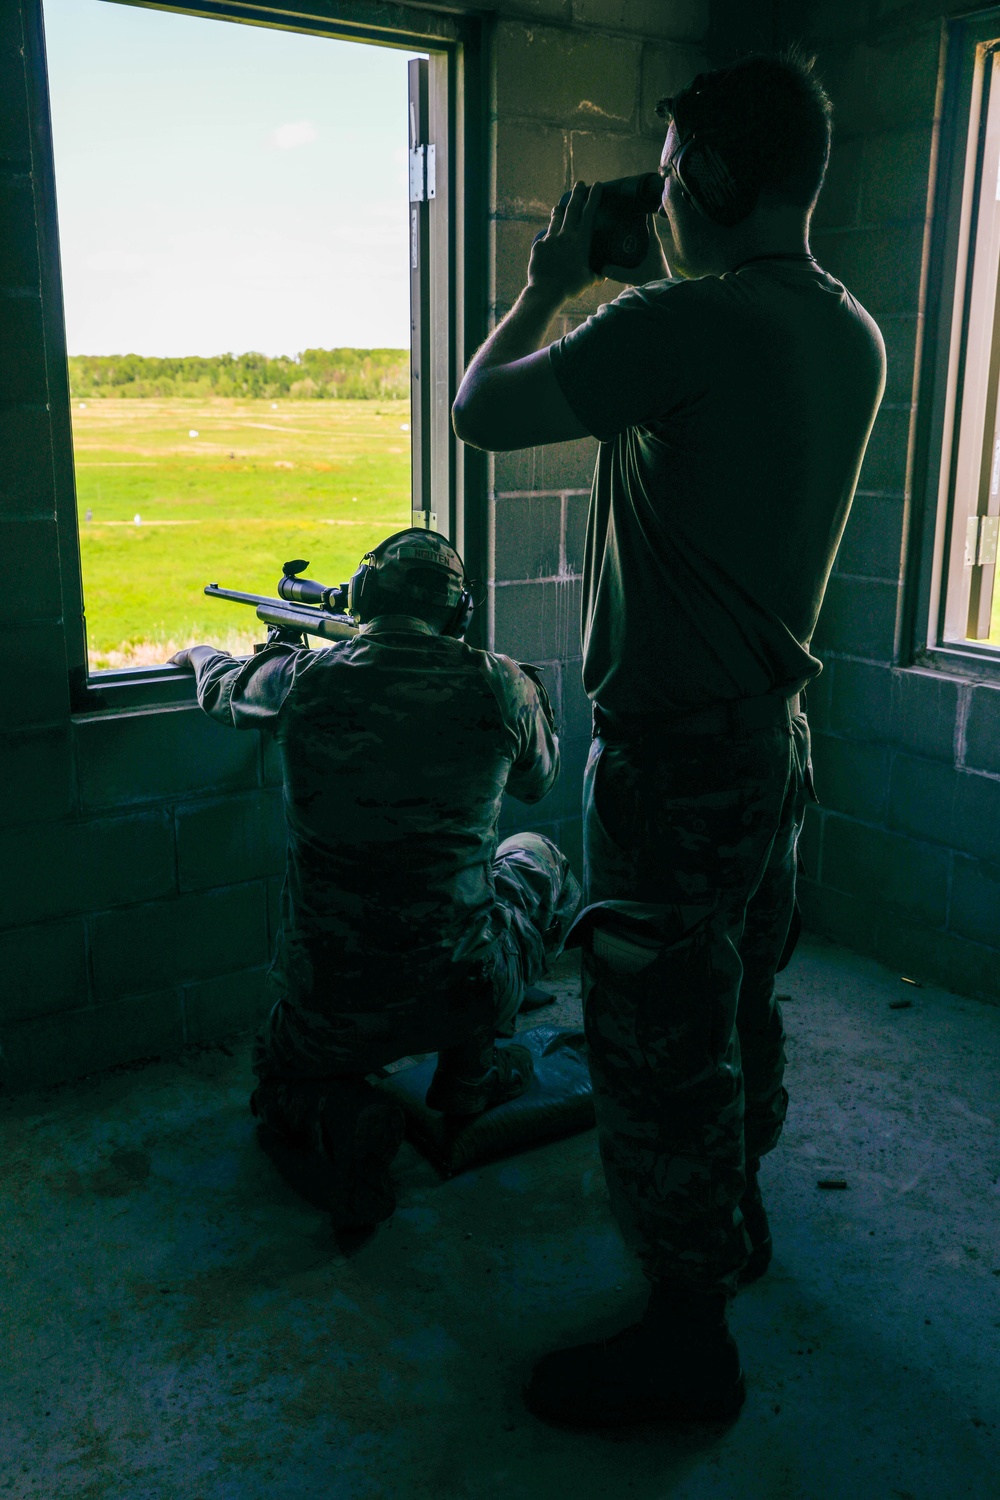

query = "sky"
42;0;419;356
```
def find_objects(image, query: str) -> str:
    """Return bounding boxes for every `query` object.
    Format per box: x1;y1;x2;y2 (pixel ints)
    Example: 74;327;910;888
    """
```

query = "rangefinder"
541;173;665;275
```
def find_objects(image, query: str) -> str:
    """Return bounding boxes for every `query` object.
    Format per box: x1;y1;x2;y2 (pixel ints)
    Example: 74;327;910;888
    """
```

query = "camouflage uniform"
190;619;580;1082
572;700;814;1296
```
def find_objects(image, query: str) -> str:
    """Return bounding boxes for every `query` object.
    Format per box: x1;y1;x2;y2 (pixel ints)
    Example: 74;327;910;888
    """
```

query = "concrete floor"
3;937;999;1500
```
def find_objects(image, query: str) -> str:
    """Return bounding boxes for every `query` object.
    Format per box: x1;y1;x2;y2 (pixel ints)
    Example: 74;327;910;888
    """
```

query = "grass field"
72;397;411;668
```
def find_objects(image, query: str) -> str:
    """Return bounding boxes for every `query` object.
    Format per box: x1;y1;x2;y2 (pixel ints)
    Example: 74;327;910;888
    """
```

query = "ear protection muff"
659;80;759;228
668;132;758;227
347;552;378;624
347;544;475;637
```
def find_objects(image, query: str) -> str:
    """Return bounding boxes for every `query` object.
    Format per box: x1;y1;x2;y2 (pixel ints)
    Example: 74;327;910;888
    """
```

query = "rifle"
205;559;358;648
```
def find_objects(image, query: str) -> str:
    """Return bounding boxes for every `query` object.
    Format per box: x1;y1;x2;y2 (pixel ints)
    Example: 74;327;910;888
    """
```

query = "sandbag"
376;1023;595;1177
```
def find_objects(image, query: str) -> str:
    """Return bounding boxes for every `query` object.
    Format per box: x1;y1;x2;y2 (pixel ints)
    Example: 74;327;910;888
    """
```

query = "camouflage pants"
253;831;581;1082
576;706;812;1296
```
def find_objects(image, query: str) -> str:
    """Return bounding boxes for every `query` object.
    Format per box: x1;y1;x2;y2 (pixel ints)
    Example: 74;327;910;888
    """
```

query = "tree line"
67;348;409;400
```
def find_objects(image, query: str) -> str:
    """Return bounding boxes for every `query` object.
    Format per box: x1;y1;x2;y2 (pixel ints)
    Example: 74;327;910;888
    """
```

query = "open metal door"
408;57;434;529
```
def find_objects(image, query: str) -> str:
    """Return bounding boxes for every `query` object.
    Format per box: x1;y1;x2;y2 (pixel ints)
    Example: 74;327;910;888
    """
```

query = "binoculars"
541;172;665;275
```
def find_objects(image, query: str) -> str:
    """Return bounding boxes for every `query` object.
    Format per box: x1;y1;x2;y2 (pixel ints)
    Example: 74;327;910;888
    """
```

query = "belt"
594;692;800;743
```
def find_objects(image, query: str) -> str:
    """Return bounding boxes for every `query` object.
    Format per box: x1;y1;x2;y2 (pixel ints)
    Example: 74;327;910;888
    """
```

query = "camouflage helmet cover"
366;528;466;609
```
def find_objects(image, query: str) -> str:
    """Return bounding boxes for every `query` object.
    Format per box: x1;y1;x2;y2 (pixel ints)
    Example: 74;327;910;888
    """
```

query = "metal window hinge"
965;513;999;565
411;509;437;531
408;143;436;203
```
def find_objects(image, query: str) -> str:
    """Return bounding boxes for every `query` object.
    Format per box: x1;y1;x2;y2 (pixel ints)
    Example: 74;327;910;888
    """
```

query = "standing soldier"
453;52;885;1423
172;529;581;1230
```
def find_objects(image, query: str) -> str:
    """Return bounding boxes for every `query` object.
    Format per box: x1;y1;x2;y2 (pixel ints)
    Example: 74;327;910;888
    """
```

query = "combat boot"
738;1158;773;1285
523;1284;746;1427
251;1076;404;1230
425;1035;534;1116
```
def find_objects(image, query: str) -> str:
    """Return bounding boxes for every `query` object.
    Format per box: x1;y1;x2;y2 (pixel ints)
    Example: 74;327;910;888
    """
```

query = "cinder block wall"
491;0;770;868
0;0;767;1089
774;0;1000;1002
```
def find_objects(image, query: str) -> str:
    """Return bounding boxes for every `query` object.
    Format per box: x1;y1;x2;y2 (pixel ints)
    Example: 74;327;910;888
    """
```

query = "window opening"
940;38;1000;650
41;0;427;674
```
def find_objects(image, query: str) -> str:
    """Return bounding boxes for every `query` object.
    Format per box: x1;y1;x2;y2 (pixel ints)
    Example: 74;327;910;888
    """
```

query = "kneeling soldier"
172;529;581;1229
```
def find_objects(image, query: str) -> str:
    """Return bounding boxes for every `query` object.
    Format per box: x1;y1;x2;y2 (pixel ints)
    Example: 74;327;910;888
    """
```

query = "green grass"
72;397;411;668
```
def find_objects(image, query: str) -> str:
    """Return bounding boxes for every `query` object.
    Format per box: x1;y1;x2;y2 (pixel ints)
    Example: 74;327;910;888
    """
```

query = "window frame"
909;8;1000;680
27;0;488;714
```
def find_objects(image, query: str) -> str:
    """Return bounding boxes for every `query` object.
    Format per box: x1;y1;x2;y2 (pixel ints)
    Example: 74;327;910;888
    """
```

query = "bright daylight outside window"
940;38;1000;651
41;0;419;672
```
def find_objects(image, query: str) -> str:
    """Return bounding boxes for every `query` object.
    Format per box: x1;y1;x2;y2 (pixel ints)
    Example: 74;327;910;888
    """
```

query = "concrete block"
76;706;259;811
874;915;1000;1006
809;732;890;823
0;174;38;288
0;811;176;930
893;668;960;762
0;919;88;1025
857;403;911;497
952;770;1000;866
828;658;894;740
774;0;870;43
90;882;269;1002
886;752;957;847
561;663;591;741
176;790;286;893
963;685;1000;775
0;34;29;163
493;218;546;310
949;854;1000;950
493;577;583;662
495;22;639;128
182;965;270;1046
878;315;919;406
569;130;659;188
0;988;184;1092
564;493;589;575
4;621;68;730
835;495;905;580
0;724;75;827
557;814;584;881
821;812;949;925
493;437;597;494
544;733;589;822
0;406;55;519
797;877;880;956
500;0;571;18
572;0;708;38
812;574;898;660
861;124;934;224
639;42;709;135
810;223;926;317
493;495;562;581
820;29;940;136
811;134;864;233
0;519;62;621
495;120;568;217
0;295;48;405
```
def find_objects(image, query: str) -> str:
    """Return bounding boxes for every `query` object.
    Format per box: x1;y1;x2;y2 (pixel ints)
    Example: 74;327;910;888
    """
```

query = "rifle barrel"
205;584;358;642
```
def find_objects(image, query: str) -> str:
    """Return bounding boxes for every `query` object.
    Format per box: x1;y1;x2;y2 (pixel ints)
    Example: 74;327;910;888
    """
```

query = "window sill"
912;643;1000;685
71;664;199;716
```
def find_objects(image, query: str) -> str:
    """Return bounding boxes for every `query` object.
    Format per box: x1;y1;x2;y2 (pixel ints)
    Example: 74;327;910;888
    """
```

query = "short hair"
657;49;833;211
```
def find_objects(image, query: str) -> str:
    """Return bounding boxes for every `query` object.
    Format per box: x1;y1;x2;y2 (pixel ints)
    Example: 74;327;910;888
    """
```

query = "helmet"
348;528;473;636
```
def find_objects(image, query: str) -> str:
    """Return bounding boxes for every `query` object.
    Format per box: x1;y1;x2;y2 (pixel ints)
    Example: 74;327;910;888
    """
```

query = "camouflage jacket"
191;617;559;1039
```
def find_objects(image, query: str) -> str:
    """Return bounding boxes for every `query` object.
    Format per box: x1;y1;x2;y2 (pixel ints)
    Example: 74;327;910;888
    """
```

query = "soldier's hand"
528;181;604;302
169;648;194;670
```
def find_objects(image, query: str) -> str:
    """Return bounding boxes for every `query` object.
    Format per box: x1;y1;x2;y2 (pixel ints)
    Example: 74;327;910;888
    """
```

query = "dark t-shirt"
550;260;886;715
